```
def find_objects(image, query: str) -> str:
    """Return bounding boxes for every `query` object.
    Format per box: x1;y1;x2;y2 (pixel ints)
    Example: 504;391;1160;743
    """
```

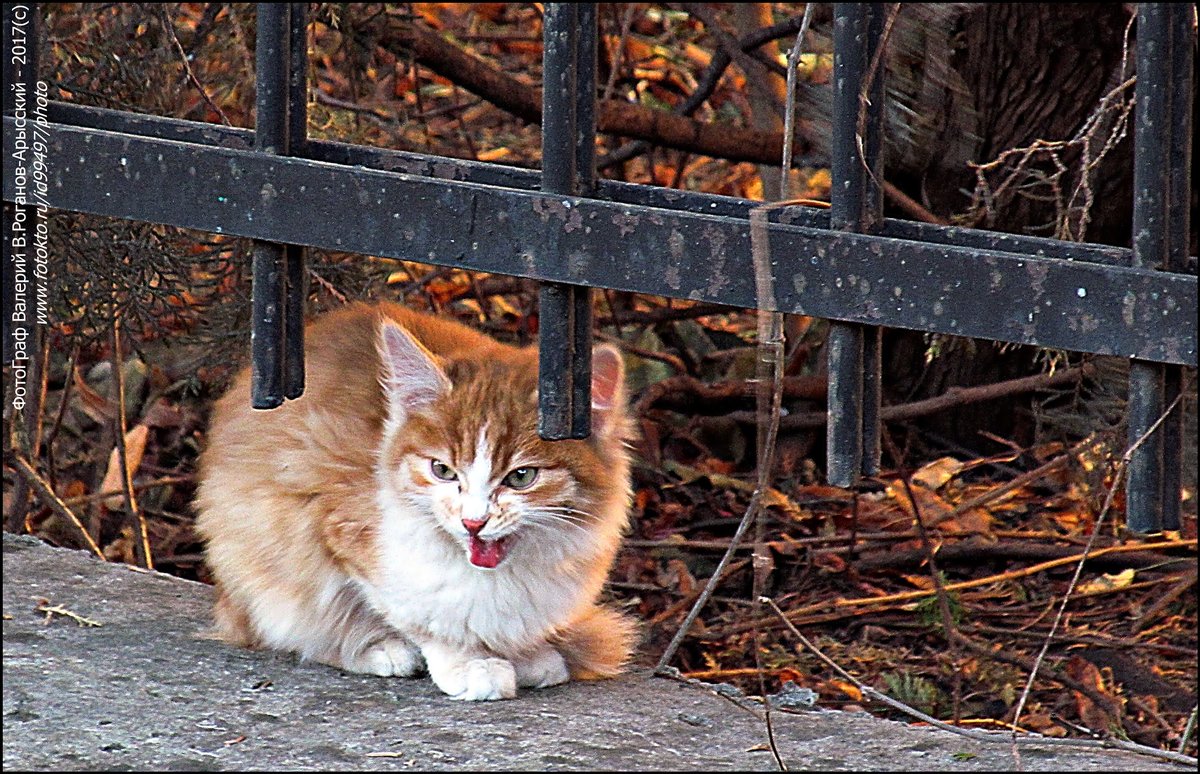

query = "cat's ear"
590;344;627;436
376;318;450;423
590;344;625;410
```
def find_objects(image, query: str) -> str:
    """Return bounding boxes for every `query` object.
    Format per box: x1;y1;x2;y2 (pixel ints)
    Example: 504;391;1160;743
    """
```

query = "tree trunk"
801;3;1138;451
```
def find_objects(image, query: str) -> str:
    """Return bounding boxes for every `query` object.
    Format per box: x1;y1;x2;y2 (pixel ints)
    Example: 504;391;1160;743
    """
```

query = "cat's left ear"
376;318;451;424
590;344;627;436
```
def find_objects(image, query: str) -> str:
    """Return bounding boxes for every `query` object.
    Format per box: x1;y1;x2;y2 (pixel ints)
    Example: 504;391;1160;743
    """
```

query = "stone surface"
2;533;1187;771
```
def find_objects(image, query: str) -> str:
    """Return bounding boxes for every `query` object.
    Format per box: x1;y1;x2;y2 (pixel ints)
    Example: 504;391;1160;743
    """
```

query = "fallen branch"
7;454;105;561
1132;567;1198;632
922;436;1092;530
366;11;813;166
711;539;1196;637
58;475;195;509
763;597;1198;767
850;538;1194;573
728;363;1095;430
637;373;825;416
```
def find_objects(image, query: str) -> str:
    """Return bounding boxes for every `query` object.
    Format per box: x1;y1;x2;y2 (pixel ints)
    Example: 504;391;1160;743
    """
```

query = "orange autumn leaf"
777;667;805;686
826;679;863;702
99;424;150;509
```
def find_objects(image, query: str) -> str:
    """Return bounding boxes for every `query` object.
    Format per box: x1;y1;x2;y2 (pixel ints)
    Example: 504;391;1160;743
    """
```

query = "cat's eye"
503;467;539;490
430;459;458;481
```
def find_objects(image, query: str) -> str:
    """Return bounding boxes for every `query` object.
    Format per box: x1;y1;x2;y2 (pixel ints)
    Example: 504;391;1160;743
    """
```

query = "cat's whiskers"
535;505;599;521
523;509;591;534
525;508;588;524
525;512;591;529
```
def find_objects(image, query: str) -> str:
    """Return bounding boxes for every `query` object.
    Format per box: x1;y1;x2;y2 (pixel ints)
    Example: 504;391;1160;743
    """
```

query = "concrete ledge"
2;533;1183;771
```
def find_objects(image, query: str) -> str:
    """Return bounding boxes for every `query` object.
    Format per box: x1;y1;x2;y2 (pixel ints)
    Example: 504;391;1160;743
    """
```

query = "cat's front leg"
512;645;570;689
344;637;425;678
420;641;517;701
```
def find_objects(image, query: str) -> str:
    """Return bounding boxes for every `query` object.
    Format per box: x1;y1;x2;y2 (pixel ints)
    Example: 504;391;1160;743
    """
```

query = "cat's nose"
461;517;488;536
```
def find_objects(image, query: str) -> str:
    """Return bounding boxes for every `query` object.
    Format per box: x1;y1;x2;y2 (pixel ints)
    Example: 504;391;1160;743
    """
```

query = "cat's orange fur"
195;301;637;700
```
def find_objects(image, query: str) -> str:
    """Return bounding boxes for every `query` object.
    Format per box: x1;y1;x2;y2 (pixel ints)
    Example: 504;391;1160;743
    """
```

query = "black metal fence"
2;3;1195;534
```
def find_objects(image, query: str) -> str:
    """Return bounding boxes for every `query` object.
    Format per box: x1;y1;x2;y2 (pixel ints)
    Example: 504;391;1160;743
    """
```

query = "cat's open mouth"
468;534;514;569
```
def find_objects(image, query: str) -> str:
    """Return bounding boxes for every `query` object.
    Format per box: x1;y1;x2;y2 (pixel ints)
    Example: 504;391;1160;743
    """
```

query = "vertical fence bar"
827;3;885;486
282;1;308;400
1158;3;1193;535
250;3;290;409
859;5;885;478
569;3;597;438
539;2;595;440
1126;3;1191;535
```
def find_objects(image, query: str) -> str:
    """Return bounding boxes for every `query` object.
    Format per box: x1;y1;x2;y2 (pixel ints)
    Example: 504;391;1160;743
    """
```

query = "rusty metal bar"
1126;3;1193;535
569;2;597;439
1157;2;1193;535
283;1;308;400
250;3;290;409
827;3;886;486
46;100;1167;270
539;3;596;440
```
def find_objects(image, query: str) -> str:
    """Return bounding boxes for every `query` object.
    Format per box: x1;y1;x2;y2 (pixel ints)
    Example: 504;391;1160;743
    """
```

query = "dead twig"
714;539;1196;638
728;363;1095;429
157;4;231;126
1011;377;1193;744
923;434;1094;530
58;475;195;509
7;454;105;560
110;312;154;570
1132;567;1198;633
35;598;103;627
762;597;1197;767
636;373;825;416
595;331;688;374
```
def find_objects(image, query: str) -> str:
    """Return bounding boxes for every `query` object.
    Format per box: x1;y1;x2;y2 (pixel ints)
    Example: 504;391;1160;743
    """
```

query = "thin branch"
1132;567;1198;632
728;363;1094;429
714;539;1195;638
59;475;195;509
1011;378;1194;738
762;597;1197;767
110;312;154;570
7;454;105;560
157;4;232;127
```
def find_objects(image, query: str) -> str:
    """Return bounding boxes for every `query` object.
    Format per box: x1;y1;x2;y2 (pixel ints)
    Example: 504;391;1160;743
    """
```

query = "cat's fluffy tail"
555;604;639;680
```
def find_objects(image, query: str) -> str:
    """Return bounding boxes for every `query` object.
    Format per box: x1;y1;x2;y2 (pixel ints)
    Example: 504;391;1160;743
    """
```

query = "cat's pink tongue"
468;535;510;568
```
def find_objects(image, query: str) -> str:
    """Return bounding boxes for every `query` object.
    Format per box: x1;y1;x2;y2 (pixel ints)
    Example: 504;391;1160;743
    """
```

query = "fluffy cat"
195;300;637;701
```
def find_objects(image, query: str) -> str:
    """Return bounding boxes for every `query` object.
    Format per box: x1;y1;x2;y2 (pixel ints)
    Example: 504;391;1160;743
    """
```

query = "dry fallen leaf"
1077;568;1136;595
911;456;966;490
72;366;115;424
1064;655;1119;734
100;424;150;509
825;678;863;702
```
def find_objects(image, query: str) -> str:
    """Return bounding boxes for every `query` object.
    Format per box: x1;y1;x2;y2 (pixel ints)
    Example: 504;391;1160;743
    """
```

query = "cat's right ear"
376;318;451;423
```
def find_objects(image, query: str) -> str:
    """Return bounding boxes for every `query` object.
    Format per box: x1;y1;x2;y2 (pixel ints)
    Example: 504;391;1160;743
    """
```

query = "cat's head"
374;318;633;570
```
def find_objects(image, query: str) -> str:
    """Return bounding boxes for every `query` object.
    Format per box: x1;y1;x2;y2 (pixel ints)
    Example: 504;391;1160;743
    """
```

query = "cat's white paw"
352;638;424;677
436;658;517;701
514;647;570;689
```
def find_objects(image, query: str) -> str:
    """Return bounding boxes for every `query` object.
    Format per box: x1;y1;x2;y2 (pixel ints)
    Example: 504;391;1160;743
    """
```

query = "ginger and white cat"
195;301;637;700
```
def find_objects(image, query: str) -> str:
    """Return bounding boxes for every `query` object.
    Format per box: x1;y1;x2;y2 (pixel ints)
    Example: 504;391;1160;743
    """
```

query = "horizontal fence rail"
42;102;1153;270
3;114;1195;368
